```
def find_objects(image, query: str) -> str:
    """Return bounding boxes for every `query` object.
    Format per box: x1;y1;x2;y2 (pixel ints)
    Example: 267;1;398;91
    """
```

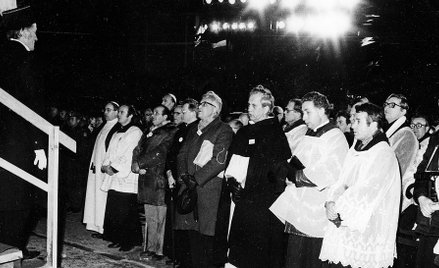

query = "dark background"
22;0;439;116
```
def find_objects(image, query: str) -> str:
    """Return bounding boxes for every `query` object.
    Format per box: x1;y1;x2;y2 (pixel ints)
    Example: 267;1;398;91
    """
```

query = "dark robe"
0;40;46;250
228;117;292;268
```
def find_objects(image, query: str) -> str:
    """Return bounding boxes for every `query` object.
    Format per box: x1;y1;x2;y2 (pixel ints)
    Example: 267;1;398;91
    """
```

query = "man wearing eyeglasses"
175;91;233;268
383;93;418;268
283;98;307;155
383;93;418;181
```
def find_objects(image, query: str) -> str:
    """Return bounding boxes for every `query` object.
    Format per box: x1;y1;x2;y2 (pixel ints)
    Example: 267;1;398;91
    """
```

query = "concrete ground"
22;211;173;268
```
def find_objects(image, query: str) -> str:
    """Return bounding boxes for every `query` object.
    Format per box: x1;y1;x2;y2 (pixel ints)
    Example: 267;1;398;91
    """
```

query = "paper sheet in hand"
225;154;249;187
193;140;214;168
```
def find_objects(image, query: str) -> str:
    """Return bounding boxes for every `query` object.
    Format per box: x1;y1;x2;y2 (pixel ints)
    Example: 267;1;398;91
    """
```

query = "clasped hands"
325;201;342;228
101;165;116;176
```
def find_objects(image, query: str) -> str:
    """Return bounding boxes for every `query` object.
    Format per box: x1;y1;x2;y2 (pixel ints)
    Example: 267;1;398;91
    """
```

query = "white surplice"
83;118;118;233
319;140;401;268
270;127;348;237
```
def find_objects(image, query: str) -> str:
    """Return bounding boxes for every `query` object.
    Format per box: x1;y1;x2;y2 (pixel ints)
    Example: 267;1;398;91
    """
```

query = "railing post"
47;126;59;268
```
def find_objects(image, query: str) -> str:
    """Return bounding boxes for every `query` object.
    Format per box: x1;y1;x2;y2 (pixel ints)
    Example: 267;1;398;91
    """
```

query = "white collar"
385;116;406;138
10;38;31;51
313;119;330;132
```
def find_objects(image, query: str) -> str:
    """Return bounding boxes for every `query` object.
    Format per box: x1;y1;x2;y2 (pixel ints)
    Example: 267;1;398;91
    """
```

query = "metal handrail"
0;87;76;268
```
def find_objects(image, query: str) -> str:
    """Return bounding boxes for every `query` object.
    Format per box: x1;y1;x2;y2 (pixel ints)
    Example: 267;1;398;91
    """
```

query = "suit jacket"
174;117;234;236
134;123;177;206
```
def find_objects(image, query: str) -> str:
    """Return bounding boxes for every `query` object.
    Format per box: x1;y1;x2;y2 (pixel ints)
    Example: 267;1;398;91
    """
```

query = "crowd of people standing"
3;4;439;268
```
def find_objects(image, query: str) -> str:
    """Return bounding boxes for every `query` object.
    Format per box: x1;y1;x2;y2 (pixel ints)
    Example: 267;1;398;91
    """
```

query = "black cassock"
227;117;291;268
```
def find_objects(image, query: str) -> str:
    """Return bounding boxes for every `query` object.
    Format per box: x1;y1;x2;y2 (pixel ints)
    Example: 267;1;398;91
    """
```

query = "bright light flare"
276;20;286;30
229;0;236;4
285;12;351;38
240;0;247;2
210;22;221;32
223;23;230;30
239;22;246;30
232;23;239;30
279;0;300;9
247;0;271;11
286;16;305;33
247;21;256;30
205;0;213;4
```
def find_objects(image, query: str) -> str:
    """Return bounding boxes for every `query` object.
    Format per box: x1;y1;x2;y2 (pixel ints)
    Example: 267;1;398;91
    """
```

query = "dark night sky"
24;0;439;116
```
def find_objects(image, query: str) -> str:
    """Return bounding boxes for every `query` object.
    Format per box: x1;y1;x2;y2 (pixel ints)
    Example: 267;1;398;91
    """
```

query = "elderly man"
83;101;120;236
0;6;47;259
175;91;233;268
133;105;177;260
319;103;401;268
272;91;348;268
227;85;292;268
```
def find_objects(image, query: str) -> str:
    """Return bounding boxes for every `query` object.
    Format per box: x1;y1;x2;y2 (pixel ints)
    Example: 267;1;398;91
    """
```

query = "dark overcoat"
174;117;234;236
227;118;291;268
133;123;177;206
0;40;46;212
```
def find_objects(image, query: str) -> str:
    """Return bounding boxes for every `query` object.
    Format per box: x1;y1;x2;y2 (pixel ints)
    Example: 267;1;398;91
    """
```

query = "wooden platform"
0;244;22;268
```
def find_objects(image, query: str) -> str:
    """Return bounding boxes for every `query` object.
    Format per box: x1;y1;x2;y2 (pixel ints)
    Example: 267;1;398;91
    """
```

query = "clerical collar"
306;121;335;137
10;38;31;51
385;116;407;138
313;120;330;132
354;131;388;151
118;122;134;133
284;119;305;133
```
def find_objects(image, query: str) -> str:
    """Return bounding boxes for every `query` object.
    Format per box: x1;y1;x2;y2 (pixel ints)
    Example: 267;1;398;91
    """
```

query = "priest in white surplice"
83;102;120;234
319;103;401;268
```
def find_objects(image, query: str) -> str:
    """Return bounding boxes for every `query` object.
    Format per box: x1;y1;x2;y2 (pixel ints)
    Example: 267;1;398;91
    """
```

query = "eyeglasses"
383;102;404;109
410;123;428;129
200;101;216;108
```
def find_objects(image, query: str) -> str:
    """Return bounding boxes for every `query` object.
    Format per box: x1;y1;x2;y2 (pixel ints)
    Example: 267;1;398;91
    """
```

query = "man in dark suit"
0;5;46;259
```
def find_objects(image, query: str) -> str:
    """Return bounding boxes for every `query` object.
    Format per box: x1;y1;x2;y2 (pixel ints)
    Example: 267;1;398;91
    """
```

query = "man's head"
95;116;103;128
117;105;135;126
352;103;384;142
198;91;222;121
273;106;284;123
383;93;409;124
335;110;351;133
181;98;198;124
411;114;430;140
143;108;153;124
248;85;274;123
301;91;330;130
152;105;170;127
161;93;177;111
49;106;58;118
173;105;183;125
3;7;38;51
67;112;80;128
284;99;303;125
104;101;119;121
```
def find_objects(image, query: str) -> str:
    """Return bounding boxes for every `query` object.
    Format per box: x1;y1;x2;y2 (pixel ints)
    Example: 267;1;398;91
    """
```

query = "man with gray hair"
226;85;292;268
175;91;233;268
